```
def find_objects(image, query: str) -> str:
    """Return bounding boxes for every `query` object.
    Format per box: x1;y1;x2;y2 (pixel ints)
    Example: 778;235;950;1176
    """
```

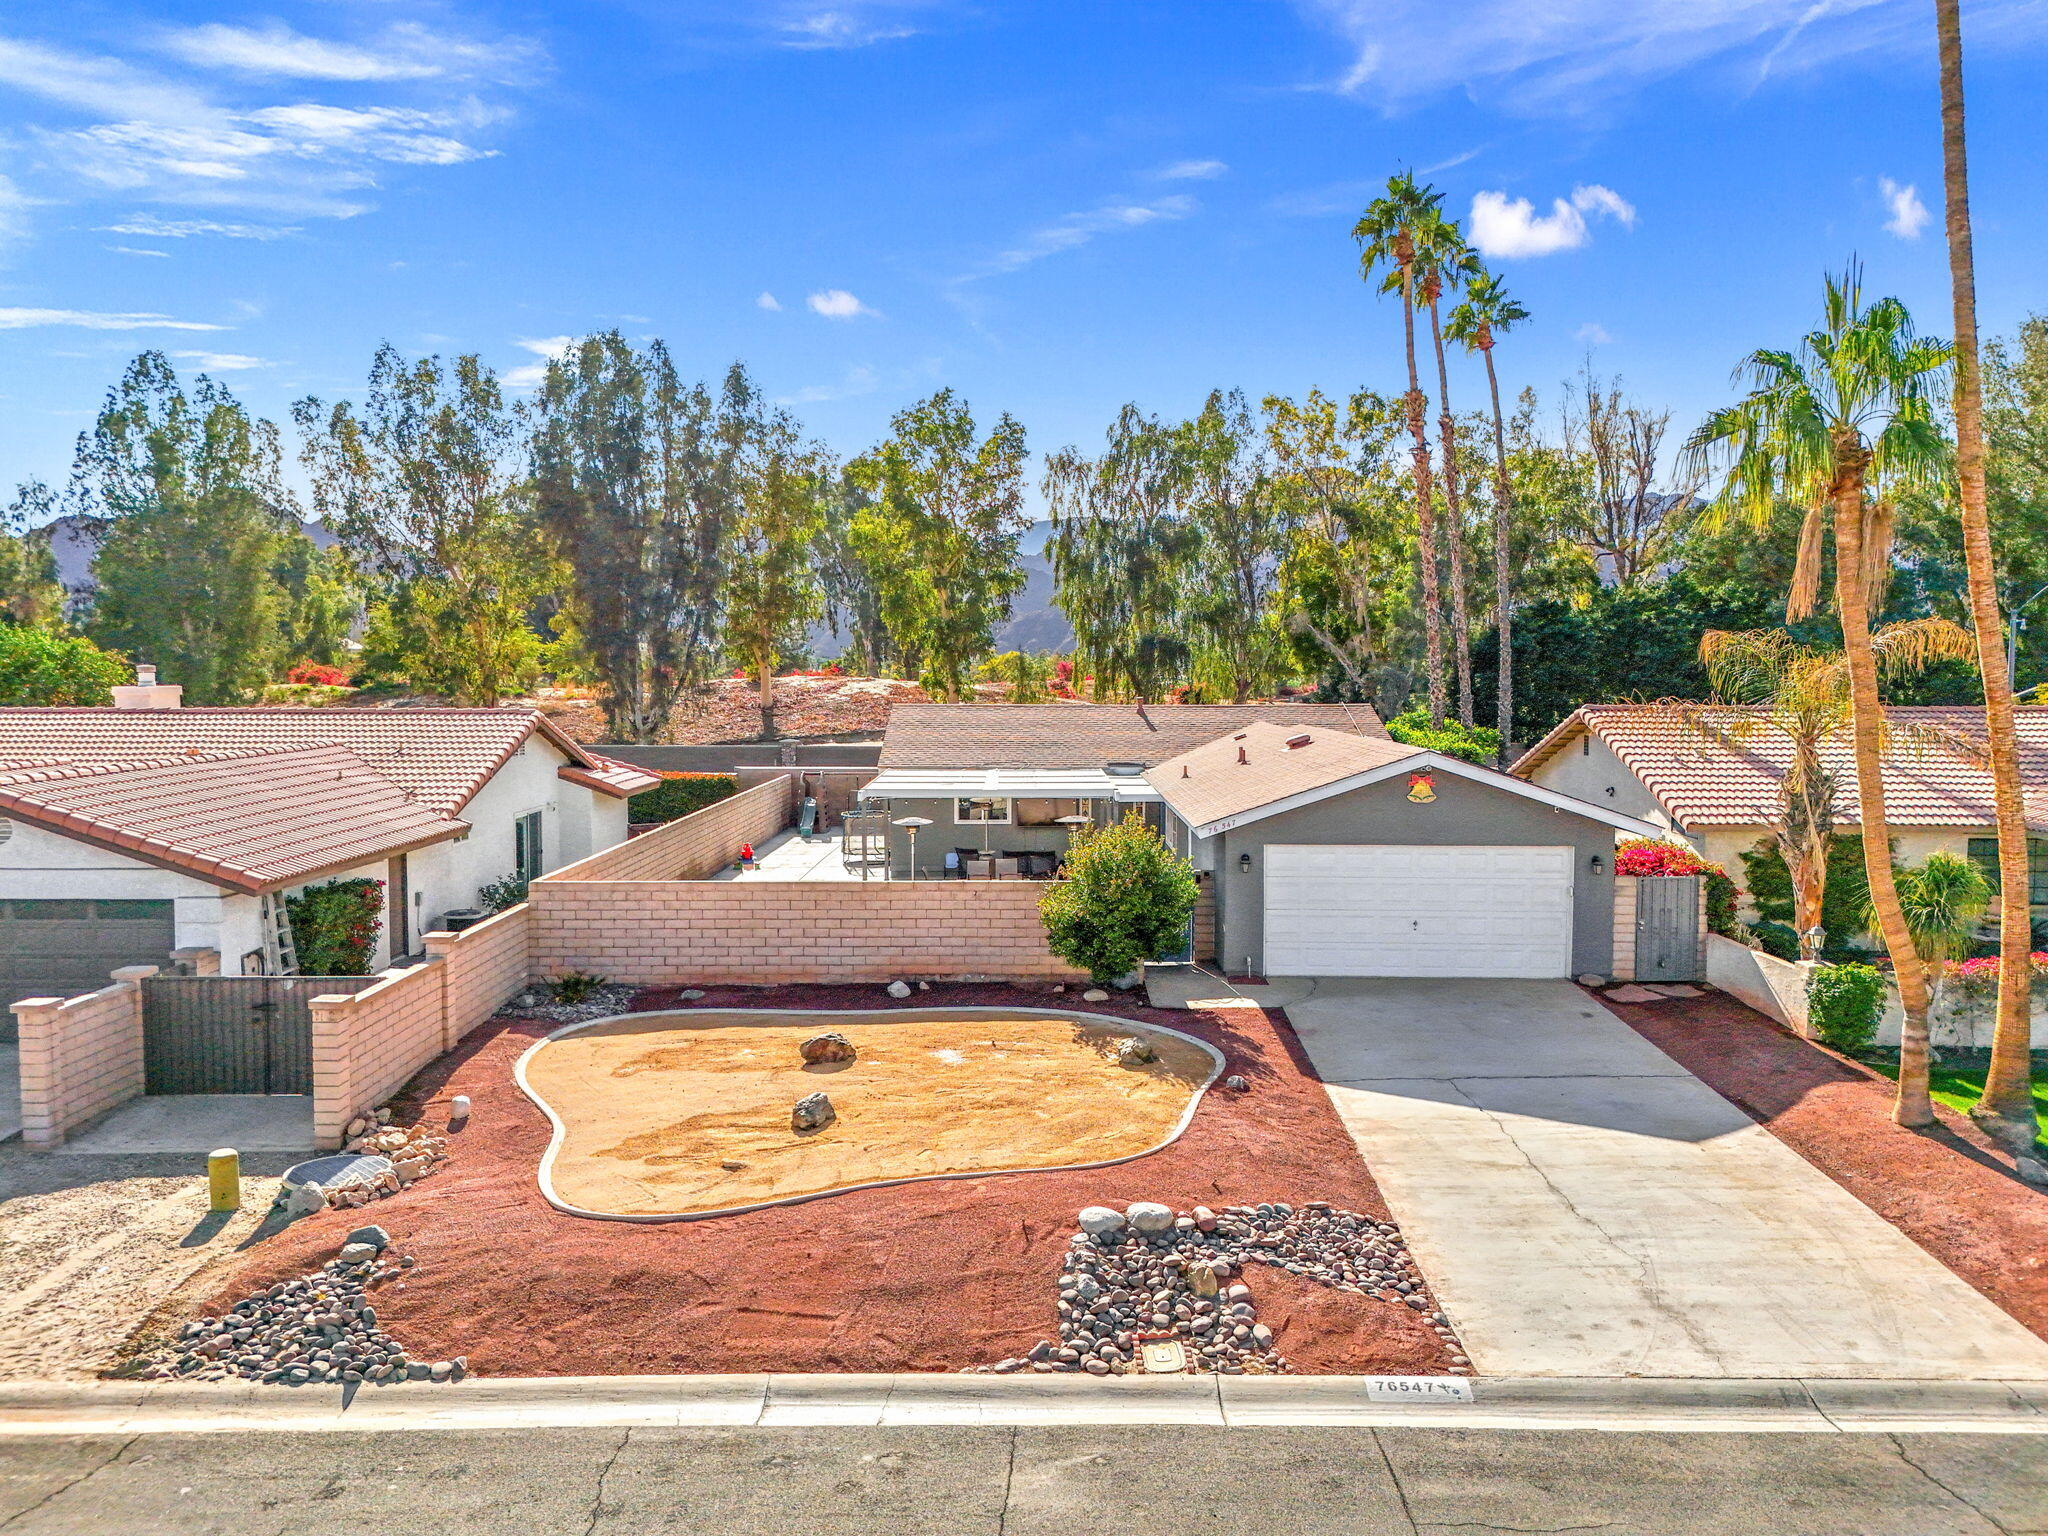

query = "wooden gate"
1633;875;1702;983
142;975;376;1095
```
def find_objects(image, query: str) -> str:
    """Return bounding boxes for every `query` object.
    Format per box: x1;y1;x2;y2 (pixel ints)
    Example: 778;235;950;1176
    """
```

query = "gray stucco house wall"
1210;769;1617;978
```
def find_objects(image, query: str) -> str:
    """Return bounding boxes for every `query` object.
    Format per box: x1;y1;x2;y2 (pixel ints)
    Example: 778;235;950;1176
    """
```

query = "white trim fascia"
1186;751;1677;841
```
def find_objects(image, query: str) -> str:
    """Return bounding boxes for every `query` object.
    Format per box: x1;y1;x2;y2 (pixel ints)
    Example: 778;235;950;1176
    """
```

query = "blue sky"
3;0;2046;512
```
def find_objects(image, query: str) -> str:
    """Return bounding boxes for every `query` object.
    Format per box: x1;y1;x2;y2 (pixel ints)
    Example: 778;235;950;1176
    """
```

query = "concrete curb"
4;1375;2046;1437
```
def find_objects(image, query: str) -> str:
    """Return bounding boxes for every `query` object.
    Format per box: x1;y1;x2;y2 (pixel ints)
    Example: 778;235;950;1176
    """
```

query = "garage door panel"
1264;844;1574;978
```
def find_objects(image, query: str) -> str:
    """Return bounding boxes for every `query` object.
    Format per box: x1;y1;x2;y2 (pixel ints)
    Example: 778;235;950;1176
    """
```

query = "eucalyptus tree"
297;344;550;708
814;468;894;677
1685;270;1955;1128
1;479;65;627
1355;172;1448;723
1411;199;1483;724
1043;403;1193;702
79;352;298;702
848;389;1029;701
724;392;827;739
1934;0;2038;1155
526;333;747;740
1178;390;1294;702
1447;270;1530;757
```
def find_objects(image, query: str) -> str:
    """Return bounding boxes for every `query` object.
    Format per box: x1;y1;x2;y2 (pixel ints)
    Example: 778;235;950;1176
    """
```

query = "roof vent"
1104;761;1144;776
1286;733;1313;750
1237;746;1249;765
1181;764;1190;778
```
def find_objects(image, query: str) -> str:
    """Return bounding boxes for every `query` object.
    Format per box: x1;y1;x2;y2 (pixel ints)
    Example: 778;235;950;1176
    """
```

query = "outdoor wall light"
1589;853;1606;876
1238;852;1253;874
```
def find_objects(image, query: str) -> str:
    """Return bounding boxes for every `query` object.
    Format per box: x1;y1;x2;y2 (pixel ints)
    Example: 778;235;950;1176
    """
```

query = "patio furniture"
992;857;1023;880
798;796;819;841
963;856;995;880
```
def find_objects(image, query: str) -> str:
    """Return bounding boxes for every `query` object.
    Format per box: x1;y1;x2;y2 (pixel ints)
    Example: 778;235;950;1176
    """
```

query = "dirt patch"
1601;986;2048;1342
201;982;1451;1376
521;1009;1218;1219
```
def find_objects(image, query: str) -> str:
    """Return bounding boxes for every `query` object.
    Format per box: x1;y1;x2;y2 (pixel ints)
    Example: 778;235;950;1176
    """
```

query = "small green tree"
1808;962;1887;1053
284;877;384;975
1383;703;1500;765
1;480;66;627
0;626;128;705
1039;814;1199;983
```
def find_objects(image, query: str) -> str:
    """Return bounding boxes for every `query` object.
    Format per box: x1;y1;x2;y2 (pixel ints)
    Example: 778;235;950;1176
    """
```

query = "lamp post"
892;816;932;882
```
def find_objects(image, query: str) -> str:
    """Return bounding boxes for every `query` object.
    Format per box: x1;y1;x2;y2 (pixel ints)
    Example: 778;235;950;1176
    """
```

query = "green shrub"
1748;919;1800;961
285;877;384;975
1383;703;1502;766
478;872;530;914
0;625;128;705
1739;834;1881;959
1039;813;1199;983
1703;867;1739;937
1808;962;1886;1053
547;969;609;1004
632;772;739;823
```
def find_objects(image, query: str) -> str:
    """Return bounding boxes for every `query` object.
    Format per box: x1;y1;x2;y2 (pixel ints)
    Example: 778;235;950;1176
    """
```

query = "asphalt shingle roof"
878;702;1389;771
1145;722;1422;831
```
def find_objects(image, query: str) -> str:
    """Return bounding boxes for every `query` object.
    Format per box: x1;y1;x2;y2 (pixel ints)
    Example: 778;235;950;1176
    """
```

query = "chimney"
111;663;183;710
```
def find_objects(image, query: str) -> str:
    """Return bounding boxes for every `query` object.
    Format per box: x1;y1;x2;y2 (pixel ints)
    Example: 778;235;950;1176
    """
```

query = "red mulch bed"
207;983;1450;1377
1601;987;2048;1342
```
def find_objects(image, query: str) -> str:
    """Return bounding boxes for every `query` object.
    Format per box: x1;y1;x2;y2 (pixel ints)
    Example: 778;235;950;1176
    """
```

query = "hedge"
632;772;739;824
1807;962;1885;1054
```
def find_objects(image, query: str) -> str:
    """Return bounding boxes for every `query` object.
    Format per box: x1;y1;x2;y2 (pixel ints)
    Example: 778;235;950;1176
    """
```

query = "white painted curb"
513;1006;1225;1222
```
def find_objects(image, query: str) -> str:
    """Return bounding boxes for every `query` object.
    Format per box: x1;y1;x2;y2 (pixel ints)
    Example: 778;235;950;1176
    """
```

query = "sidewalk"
5;1373;2046;1437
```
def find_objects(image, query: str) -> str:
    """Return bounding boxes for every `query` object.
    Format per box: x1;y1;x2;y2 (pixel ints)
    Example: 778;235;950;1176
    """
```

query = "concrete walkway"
55;1096;314;1155
712;828;864;882
1284;978;2048;1381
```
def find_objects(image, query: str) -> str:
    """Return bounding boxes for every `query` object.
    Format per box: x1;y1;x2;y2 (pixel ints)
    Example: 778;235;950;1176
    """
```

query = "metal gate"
1633;875;1701;983
142;975;376;1095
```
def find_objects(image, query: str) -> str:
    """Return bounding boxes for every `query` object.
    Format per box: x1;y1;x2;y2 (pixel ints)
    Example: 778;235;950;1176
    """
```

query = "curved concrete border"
514;1006;1227;1224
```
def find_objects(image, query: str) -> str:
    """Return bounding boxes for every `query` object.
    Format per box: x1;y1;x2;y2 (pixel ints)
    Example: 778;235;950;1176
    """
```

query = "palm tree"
1355;173;1448;725
1447;269;1529;759
1695;622;1977;957
1412;202;1484;726
1684;268;1954;1128
1934;0;2038;1155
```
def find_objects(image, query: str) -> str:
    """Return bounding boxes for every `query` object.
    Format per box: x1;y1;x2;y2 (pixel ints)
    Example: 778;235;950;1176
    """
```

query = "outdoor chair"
992;857;1023;880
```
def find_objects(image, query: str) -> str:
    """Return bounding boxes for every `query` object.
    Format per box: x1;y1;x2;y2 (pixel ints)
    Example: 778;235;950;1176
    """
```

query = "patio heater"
1055;812;1094;873
892;816;932;882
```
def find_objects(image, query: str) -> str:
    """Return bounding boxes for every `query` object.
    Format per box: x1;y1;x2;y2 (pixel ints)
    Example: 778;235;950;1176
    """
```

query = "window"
515;811;546;880
1967;837;2048;906
954;796;1012;825
1017;797;1089;828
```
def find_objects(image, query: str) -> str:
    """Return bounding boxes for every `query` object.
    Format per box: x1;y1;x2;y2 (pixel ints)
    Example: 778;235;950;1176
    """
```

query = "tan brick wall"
309;903;535;1148
529;880;1087;985
1193;876;1217;963
13;973;147;1149
1611;877;1638;981
542;776;796;883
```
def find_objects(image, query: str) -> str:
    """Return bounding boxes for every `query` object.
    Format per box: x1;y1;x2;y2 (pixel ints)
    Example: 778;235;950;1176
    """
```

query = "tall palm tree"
1694;622;1977;957
1355;173;1449;725
1684;268;1954;1128
1412;202;1483;726
1934;0;2039;1155
1447;269;1529;759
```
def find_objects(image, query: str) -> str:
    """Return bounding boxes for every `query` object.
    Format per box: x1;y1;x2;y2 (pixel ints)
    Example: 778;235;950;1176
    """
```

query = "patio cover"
858;768;1161;803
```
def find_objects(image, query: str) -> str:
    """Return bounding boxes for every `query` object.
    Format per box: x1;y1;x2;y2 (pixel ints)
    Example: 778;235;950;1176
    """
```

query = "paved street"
1288;978;2048;1380
2;1424;2043;1534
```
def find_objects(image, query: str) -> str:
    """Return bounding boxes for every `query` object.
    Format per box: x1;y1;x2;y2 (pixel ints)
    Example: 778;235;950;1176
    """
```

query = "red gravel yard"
203;984;1451;1378
1602;988;2048;1343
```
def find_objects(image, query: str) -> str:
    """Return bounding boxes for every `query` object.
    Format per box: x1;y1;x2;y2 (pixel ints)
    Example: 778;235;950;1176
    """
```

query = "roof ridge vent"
1286;733;1312;750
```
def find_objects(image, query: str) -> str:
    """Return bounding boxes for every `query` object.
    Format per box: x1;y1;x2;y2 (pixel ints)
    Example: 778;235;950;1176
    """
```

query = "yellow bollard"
208;1147;241;1213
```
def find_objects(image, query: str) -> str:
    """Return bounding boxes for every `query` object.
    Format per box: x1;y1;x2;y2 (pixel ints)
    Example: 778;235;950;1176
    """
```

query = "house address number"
1362;1376;1475;1403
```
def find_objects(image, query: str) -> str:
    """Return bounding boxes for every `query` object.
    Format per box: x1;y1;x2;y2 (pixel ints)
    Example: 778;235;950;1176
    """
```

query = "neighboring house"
0;673;657;1006
864;703;1667;979
1511;703;2048;919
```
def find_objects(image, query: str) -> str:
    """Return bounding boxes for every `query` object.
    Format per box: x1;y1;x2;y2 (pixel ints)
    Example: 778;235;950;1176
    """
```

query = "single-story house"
863;703;1669;979
1510;703;2048;918
0;674;657;1006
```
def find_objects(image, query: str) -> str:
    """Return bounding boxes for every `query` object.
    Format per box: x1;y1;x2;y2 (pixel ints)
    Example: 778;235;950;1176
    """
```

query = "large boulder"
792;1092;836;1132
1077;1205;1126;1236
799;1032;857;1065
1124;1201;1174;1235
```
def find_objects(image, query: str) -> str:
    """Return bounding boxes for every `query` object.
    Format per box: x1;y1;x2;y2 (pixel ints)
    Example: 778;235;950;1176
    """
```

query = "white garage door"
1263;844;1575;978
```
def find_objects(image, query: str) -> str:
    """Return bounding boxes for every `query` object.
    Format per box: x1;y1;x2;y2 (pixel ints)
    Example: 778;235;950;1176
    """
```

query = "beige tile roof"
0;745;466;893
1510;703;2048;831
879;702;1388;770
1146;722;1424;831
0;706;655;811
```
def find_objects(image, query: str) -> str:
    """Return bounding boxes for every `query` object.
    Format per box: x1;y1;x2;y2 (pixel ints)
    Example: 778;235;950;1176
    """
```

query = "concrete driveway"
1285;977;2048;1380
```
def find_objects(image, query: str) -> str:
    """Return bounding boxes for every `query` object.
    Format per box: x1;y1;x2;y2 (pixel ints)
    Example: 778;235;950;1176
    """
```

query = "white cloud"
1878;175;1929;239
757;291;783;311
502;335;575;388
807;288;878;319
101;215;298;240
106;245;170;258
170;349;266;370
778;11;919;49
157;21;542;84
1158;159;1227;181
1289;0;2048;114
0;307;226;331
1576;322;1613;345
778;364;880;404
968;194;1198;280
1469;183;1635;258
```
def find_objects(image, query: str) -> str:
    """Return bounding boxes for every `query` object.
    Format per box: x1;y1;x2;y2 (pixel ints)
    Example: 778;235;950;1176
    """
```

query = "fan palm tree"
1683;267;1954;1128
1412;202;1484;726
1355;172;1448;725
1694;622;1977;957
1447;269;1530;759
1934;0;2038;1155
